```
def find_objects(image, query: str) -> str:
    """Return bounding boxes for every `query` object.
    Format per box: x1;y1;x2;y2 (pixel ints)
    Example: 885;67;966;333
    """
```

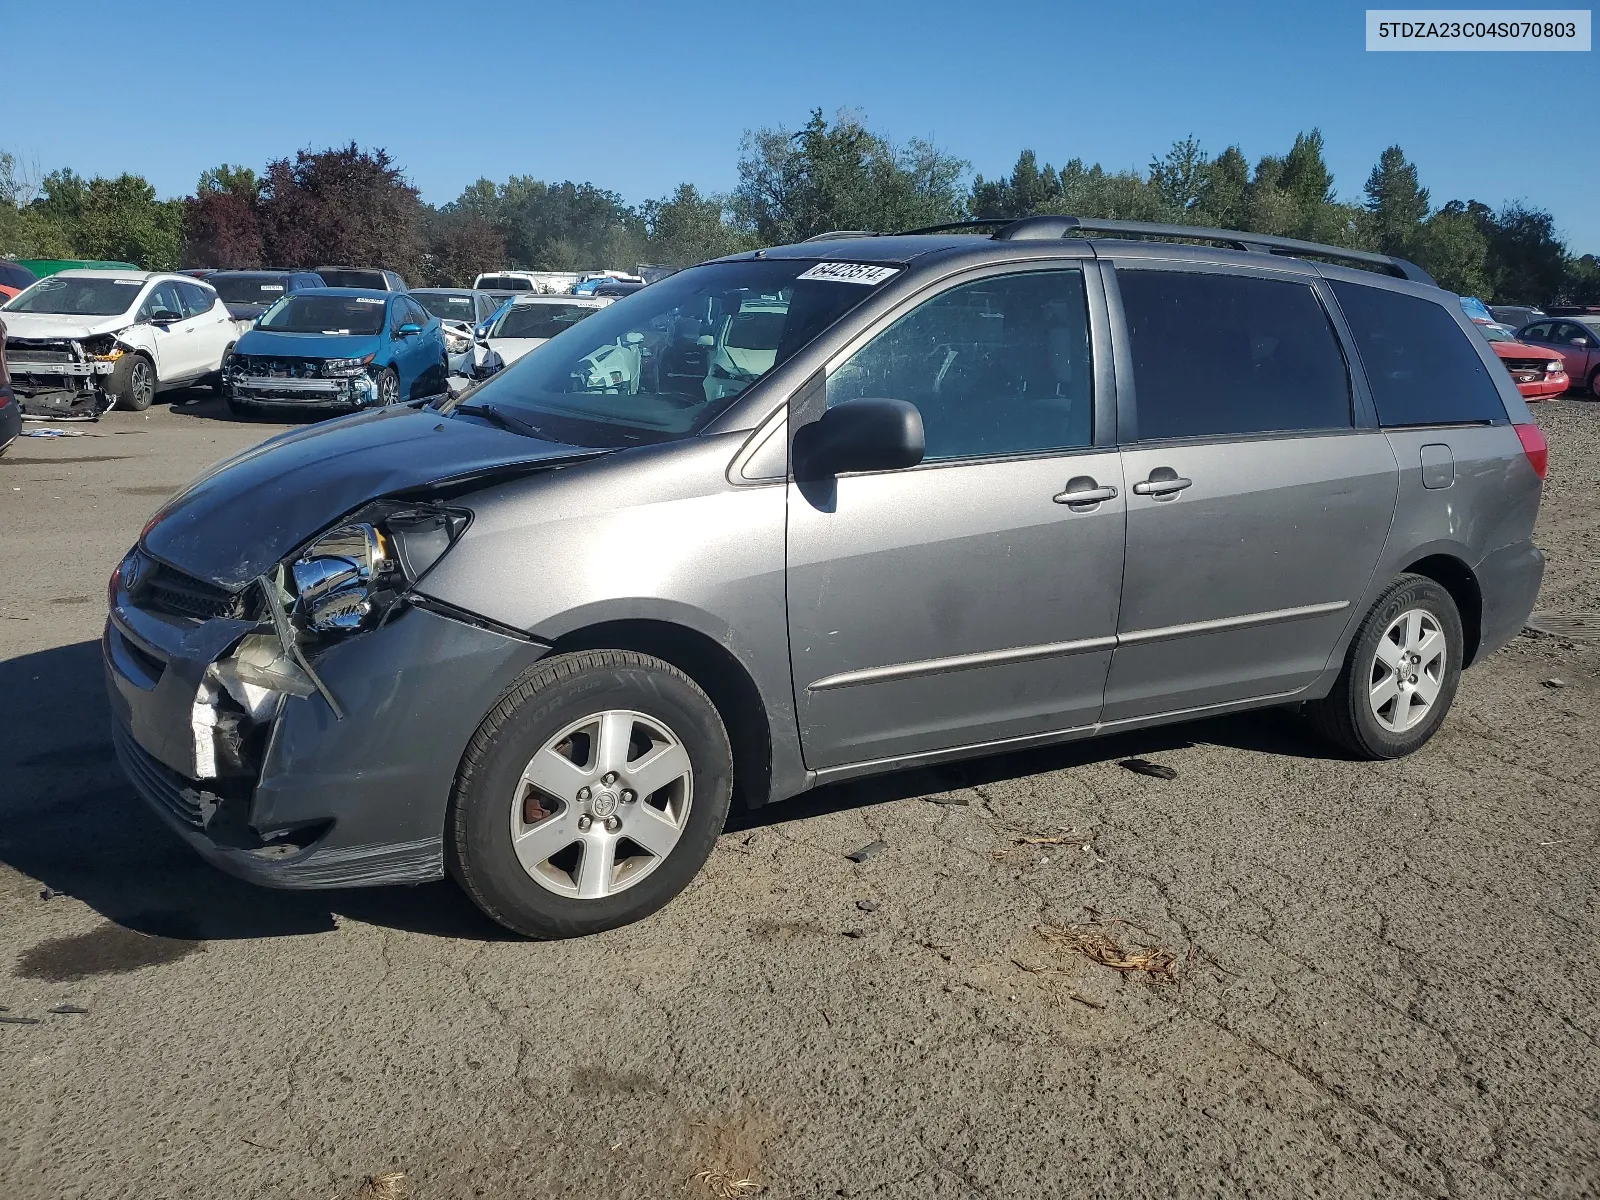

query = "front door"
787;267;1125;771
140;280;205;384
1103;264;1397;722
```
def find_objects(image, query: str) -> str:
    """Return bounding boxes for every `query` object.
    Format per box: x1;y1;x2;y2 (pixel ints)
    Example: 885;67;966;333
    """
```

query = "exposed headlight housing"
1545;360;1565;374
287;503;470;635
323;353;377;376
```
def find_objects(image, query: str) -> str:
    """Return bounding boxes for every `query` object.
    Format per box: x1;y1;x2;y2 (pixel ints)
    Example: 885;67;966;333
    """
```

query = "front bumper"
228;372;378;407
1515;374;1567;401
12;359;115;417
105;590;548;889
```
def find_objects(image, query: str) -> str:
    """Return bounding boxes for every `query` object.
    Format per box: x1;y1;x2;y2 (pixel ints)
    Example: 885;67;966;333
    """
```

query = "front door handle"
1053;476;1118;508
1132;468;1192;500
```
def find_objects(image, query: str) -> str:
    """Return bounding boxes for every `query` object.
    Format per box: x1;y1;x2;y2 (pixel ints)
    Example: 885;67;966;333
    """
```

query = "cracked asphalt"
1;394;1596;1199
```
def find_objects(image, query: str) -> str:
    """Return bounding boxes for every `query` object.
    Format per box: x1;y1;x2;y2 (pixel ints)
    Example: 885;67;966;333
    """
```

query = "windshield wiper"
454;402;555;441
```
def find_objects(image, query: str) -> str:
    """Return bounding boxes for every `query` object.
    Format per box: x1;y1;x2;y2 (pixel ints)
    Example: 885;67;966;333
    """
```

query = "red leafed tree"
258;143;424;279
182;189;263;268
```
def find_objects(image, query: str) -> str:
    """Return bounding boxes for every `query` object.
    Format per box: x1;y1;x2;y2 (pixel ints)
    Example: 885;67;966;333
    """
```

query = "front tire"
1306;573;1463;759
109;353;156;412
448;650;733;939
376;366;400;406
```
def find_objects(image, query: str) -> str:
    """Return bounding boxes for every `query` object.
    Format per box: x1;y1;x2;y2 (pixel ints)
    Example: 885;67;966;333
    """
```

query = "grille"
235;355;326;379
1502;358;1556;374
136;560;256;621
113;721;209;829
7;342;74;364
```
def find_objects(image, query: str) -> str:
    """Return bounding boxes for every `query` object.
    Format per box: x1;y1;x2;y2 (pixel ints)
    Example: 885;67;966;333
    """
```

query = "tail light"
1515;423;1548;480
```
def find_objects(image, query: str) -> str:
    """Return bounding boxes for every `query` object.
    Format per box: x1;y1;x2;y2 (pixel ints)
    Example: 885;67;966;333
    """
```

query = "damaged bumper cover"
6;336;118;417
226;360;380;408
105;570;549;889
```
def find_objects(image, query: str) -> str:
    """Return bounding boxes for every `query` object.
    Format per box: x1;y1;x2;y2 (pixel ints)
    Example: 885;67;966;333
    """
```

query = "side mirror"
1571;337;1590;347
794;397;924;479
147;309;180;325
398;322;423;336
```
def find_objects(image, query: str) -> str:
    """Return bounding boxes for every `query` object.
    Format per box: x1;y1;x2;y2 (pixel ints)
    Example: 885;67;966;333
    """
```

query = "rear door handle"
1132;469;1192;499
1052;476;1118;508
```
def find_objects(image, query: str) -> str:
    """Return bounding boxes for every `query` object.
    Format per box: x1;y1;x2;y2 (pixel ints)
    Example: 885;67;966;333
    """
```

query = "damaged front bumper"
105;566;549;889
226;368;379;409
6;337;117;418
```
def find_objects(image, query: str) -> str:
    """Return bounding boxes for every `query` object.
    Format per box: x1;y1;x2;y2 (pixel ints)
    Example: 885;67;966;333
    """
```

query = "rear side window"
1331;280;1505;426
828;269;1094;461
1117;269;1351;441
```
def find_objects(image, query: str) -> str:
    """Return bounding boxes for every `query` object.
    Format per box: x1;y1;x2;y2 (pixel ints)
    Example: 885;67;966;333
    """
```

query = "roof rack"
799;230;881;242
894;215;1435;285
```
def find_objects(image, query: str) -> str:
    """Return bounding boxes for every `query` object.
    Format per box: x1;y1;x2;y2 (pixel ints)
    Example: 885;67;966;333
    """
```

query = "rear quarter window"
1331;281;1506;426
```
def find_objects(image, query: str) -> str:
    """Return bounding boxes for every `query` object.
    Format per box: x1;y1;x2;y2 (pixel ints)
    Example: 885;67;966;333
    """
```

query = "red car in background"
0;260;37;301
1516;316;1600;395
1480;324;1568;400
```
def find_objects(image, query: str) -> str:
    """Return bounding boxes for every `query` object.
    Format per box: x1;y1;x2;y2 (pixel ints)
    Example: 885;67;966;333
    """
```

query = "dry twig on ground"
1036;921;1178;981
358;1172;407;1200
694;1167;760;1197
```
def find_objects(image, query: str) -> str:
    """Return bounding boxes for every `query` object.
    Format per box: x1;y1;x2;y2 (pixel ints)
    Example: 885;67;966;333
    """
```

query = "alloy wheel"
131;360;154;406
1368;607;1447;733
508;709;694;899
379;371;400;404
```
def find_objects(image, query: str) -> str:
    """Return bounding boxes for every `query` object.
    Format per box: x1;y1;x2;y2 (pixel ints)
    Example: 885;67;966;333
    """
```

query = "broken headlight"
323;353;376;376
288;504;470;634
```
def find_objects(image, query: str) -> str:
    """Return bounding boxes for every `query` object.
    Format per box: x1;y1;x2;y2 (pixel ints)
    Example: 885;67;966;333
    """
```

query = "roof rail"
896;219;1014;235
986;215;1435;285
799;230;881;242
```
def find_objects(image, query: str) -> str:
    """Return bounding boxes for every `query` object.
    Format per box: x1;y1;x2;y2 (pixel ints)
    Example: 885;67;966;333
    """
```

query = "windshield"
415;292;477;321
1480;325;1513;342
492;303;600;341
258;294;387;335
456;258;896;447
316;269;386;289
212;275;292;305
5;276;143;316
477;275;533;291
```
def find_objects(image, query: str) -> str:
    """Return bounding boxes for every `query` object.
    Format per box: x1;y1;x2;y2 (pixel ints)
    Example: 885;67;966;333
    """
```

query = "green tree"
1149;136;1208;218
197;164;260;201
1195;145;1250;229
1409;203;1491;296
640;183;753;267
1363;146;1430;256
733;108;967;242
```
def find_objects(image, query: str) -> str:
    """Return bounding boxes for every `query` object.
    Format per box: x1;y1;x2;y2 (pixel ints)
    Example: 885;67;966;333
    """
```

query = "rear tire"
109;353;156;412
1588;365;1600;397
448;650;733;939
1306;573;1463;759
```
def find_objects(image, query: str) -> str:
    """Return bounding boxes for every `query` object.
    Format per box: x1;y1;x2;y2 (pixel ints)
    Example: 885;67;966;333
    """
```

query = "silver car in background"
106;217;1546;938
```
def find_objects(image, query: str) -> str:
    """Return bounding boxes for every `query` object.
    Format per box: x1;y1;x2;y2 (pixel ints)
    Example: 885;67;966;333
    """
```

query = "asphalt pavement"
1;393;1596;1199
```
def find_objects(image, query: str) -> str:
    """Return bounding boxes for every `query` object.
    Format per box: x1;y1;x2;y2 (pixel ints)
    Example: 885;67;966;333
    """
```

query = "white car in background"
1;270;238;417
474;294;613;378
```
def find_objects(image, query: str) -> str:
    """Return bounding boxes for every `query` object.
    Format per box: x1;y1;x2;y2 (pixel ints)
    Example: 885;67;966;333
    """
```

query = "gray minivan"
106;217;1547;937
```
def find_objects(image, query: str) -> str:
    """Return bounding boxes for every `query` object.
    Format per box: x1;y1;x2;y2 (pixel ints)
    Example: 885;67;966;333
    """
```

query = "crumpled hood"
233;329;382;361
1;310;132;341
143;404;599;588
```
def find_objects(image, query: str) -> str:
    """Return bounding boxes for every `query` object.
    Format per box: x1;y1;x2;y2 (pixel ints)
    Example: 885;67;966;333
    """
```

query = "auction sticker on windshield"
797;262;900;285
355;297;384;304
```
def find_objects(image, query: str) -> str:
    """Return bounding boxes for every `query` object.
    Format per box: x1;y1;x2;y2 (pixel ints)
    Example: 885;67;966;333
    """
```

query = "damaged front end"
6;333;122;419
106;498;547;887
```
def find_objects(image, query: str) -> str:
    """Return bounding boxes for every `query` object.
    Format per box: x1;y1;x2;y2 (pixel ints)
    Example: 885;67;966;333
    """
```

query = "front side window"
257;294;387;336
1118;269;1351;441
3;276;144;316
459;258;894;447
827;270;1093;461
1522;323;1553;342
141;282;185;321
1331;280;1505;426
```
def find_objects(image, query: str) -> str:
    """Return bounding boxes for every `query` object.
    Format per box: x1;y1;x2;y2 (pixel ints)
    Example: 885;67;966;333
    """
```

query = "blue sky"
4;0;1596;250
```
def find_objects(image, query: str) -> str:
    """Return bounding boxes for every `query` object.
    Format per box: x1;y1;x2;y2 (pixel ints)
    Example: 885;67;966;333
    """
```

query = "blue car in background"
224;288;447;417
